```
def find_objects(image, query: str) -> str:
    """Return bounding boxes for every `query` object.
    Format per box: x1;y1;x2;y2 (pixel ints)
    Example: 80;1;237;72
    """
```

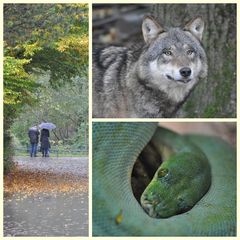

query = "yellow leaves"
115;209;123;225
56;4;63;10
23;41;42;57
53;25;64;34
57;44;67;53
32;28;44;37
4;90;22;105
71;3;88;9
4;168;88;198
56;35;88;67
56;35;88;55
4;56;31;81
4;56;31;68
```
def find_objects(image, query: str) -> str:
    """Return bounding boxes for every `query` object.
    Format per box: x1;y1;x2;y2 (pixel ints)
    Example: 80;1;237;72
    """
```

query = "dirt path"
13;156;88;176
4;156;88;236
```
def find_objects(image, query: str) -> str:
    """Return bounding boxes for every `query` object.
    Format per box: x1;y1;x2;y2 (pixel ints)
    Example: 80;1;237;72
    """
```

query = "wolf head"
137;16;208;103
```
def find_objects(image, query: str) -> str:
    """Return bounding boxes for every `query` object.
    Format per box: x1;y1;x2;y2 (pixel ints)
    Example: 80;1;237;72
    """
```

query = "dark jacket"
40;129;50;149
28;129;39;144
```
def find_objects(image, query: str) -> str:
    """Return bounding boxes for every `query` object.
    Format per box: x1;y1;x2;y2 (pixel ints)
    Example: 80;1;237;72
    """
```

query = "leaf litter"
4;167;88;199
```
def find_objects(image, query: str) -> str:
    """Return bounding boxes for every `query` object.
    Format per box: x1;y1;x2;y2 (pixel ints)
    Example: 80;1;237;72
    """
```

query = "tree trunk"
151;4;236;117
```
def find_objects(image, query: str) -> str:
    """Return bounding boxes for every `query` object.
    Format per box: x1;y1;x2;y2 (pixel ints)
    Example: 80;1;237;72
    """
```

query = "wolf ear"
184;17;204;41
142;16;165;44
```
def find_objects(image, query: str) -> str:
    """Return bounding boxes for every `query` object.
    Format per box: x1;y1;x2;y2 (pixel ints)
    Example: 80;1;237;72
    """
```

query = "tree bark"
151;4;236;117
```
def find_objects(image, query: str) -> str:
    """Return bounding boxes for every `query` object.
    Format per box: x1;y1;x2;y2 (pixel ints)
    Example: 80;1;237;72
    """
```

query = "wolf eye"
163;50;172;56
187;49;194;55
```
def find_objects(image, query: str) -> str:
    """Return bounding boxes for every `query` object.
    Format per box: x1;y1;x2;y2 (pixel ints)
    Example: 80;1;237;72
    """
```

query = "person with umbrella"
39;122;56;157
28;126;40;157
40;128;50;157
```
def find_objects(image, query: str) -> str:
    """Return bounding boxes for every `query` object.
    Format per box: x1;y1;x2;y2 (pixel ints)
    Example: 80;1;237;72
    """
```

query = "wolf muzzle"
180;67;191;78
167;67;192;84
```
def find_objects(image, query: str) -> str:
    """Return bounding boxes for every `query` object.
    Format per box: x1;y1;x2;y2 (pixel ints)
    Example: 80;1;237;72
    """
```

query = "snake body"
93;123;236;236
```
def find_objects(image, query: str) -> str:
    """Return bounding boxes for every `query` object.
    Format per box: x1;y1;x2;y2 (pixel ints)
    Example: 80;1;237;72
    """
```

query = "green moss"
183;43;235;118
203;105;219;118
202;44;235;118
183;100;198;118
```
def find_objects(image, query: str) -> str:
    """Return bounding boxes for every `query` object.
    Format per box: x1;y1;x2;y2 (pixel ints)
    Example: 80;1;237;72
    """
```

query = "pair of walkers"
28;127;50;157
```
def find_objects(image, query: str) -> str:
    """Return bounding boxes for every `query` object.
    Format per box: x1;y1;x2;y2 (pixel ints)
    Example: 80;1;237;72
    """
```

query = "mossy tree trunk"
151;4;236;118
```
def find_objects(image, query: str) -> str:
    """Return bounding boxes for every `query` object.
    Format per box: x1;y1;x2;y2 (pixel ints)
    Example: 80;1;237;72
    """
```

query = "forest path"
4;156;88;236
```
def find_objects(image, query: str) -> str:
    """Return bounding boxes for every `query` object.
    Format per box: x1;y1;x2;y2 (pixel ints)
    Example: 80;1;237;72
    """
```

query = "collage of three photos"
3;2;236;237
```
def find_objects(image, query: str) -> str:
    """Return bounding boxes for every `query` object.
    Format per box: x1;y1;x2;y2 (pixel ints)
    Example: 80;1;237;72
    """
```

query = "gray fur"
93;16;208;118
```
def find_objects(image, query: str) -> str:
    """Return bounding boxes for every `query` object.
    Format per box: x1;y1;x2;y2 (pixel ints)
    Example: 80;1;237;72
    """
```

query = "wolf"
93;15;208;118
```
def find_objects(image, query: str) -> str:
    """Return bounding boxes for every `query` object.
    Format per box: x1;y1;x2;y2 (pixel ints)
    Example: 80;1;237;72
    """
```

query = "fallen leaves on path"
4;167;88;198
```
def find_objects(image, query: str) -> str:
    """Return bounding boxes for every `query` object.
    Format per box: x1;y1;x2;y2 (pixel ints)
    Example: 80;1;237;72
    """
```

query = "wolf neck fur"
125;67;177;117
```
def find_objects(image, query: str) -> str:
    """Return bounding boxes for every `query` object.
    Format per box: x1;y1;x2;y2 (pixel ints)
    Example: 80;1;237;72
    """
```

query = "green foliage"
4;130;15;174
3;55;38;174
4;56;37;105
4;4;89;171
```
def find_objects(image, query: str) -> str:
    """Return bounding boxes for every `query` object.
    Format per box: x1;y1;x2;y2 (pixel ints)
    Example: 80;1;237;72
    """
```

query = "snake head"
140;152;211;218
140;166;180;218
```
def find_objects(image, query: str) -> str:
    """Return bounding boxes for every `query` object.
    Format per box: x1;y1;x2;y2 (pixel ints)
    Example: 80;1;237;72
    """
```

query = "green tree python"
93;122;236;236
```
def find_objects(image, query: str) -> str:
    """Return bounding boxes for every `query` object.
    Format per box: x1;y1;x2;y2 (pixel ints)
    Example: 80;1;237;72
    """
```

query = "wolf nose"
180;67;191;77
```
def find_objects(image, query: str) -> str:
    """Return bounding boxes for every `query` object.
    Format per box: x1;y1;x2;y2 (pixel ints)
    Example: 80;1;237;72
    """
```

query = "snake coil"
93;123;236;236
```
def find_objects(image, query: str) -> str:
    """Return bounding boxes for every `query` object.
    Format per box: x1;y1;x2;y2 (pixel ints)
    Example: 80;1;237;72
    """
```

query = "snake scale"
93;122;236;236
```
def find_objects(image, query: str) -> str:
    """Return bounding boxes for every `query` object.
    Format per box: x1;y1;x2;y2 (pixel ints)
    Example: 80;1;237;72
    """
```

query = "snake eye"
157;168;168;178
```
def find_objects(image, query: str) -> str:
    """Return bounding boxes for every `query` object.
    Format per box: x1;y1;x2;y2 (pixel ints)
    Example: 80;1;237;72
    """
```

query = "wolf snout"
180;67;191;78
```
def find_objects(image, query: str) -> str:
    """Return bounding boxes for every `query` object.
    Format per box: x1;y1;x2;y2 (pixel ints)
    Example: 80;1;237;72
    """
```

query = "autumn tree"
4;4;88;172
